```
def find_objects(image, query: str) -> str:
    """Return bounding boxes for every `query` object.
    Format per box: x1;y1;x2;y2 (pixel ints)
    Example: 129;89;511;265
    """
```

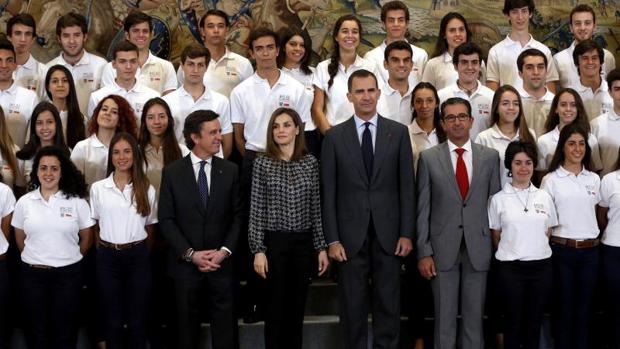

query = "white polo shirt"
14;54;45;98
143;143;190;196
282;66;316;131
590;109;620;176
421;52;488;91
475;125;536;186
408;119;438;171
230;71;311;152
312;55;379;126
0;81;38;147
90;174;158;244
163;85;232;142
536;126;602;171
600;171;620;247
489;183;557;261
101;51;177;94
487;35;559;87
11;189;95;267
438;81;493;140
541;166;600;239
377;80;413;125
0;182;15;255
571;79;613;122
45;51;108;115
517;86;554;138
363;40;427;84
88;80;160;120
70;134;109;185
553;42;616;88
177;48;254;97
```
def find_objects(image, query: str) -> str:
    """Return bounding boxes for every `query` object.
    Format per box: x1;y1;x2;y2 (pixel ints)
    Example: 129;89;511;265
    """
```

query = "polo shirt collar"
90;134;106;148
381;80;412;97
339;55;365;72
502;34;535;48
574;79;608;94
442;52;453;63
20;54;38;71
31;189;65;201
0;81;19;94
517;86;553;102
212;48;233;65
102;173;133;190
490;124;520;141
60;50;91;67
608;108;620;121
557;165;592;178
409;119;433;135
179;85;212;102
503;182;537;194
252;70;287;86
111;79;144;93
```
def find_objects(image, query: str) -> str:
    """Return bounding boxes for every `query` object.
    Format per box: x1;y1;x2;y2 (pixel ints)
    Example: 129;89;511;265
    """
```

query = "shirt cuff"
220;246;232;256
328;241;340;246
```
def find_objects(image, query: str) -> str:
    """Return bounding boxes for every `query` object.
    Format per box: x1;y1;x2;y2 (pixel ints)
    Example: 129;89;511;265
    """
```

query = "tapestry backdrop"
1;0;619;67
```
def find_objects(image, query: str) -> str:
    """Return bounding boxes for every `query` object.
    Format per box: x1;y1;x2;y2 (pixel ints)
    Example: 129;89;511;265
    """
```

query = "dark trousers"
496;258;552;349
338;224;401;349
96;241;151;349
173;260;237;349
551;244;599;349
20;261;82;349
305;130;322;159
0;259;8;349
602;244;620;349
264;231;315;349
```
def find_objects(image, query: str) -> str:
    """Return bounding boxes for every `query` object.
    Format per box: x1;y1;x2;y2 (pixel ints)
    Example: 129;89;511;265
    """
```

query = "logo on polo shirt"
478;103;490;115
534;203;546;214
149;71;161;81
8;103;20;114
585;184;597;196
135;102;145;115
60;206;74;218
278;95;291;107
81;72;95;85
225;65;237;76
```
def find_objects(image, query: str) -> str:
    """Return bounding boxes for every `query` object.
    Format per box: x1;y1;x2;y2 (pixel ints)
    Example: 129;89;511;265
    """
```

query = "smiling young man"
88;40;159;119
438;42;494;141
177;10;253;97
45;13;107;116
101;12;177;95
6;14;45;97
571;39;613;122
486;0;558;92
364;0;427;84
517;48;554;137
553;4;616;88
163;44;233;158
376;41;414;125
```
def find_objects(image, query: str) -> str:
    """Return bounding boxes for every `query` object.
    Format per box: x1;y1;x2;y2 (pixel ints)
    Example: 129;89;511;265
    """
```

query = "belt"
98;239;145;251
550;236;599;249
29;264;55;269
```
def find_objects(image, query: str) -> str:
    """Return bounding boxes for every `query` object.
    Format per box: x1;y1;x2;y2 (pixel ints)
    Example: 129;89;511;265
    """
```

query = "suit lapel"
181;155;207;215
342;117;369;185
464;144;481;202
438;143;463;201
370;116;392;182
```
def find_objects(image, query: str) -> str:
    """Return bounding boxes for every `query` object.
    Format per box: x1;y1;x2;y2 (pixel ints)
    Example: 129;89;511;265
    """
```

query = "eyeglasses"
442;113;471;123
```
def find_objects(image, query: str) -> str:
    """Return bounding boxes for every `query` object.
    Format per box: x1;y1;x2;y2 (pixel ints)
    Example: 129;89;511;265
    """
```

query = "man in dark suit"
321;69;415;349
159;110;242;349
416;97;501;349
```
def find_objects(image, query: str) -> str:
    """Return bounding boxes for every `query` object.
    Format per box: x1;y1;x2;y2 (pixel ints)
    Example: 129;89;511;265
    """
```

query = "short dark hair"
181;44;210;64
31;145;88;198
0;37;15;59
112;40;139;60
504;140;538;173
607;69;620;87
7;13;36;37
384;40;412;62
503;0;535;15
380;1;410;23
452;42;482;65
199;9;230;28
572;39;603;73
248;27;279;51
183;110;220;150
123;11;152;33
517;48;547;72
441;97;472;118
347;69;378;92
56;12;88;36
570;4;596;25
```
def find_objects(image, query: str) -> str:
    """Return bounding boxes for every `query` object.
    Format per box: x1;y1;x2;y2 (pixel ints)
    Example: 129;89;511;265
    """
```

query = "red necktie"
455;148;469;200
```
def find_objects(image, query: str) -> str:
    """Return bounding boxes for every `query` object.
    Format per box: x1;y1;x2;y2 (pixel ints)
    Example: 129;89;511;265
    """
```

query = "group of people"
0;0;618;349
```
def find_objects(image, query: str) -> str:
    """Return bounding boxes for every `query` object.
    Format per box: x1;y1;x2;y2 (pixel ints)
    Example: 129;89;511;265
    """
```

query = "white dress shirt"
353;114;377;150
447;139;473;184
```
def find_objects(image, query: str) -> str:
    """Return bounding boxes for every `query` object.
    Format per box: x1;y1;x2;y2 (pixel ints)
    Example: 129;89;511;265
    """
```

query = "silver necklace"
513;184;531;212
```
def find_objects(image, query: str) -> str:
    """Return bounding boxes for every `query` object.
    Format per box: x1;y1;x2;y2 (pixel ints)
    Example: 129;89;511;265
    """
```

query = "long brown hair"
490;85;536;145
265;107;307;161
544;88;590;133
0;108;19;186
106;132;151;216
138;98;183;167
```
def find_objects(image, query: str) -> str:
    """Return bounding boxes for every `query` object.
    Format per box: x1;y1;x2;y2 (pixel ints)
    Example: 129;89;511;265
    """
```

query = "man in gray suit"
322;69;415;349
416;97;501;349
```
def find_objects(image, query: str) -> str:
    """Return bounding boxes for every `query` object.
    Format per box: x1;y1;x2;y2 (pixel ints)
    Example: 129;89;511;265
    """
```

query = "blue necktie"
361;122;373;179
198;160;209;208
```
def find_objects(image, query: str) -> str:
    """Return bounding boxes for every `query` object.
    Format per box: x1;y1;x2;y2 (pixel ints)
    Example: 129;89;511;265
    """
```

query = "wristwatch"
183;248;195;263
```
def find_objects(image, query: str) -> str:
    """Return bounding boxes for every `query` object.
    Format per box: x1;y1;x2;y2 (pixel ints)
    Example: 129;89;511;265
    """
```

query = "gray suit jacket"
415;142;501;272
321;115;415;256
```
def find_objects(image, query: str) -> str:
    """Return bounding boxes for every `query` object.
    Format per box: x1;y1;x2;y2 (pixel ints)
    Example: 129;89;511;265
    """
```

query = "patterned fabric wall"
2;0;619;67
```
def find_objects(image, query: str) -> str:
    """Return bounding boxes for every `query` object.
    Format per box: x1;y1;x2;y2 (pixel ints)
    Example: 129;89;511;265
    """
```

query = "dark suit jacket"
321;115;415;256
158;155;243;278
415;142;501;272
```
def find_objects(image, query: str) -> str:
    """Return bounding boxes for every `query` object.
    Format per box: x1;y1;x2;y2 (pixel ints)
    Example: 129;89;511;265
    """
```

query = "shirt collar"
20;54;39;71
252;70;287;86
190;151;212;166
557;165;593;178
90;134;106;148
442;52;453;63
490;124;520;141
0;81;19;94
503;34;535;48
551;126;560;141
447;139;472;153
517;86;554;102
212;47;233;65
354;114;378;129
381;80;413;97
608;108;620;121
111;78;145;93
409;119;433;135
502;182;537;194
339;55;365;72
31;189;65;201
60;50;91;66
574;79;608;94
102;173;133;190
179;85;212;101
